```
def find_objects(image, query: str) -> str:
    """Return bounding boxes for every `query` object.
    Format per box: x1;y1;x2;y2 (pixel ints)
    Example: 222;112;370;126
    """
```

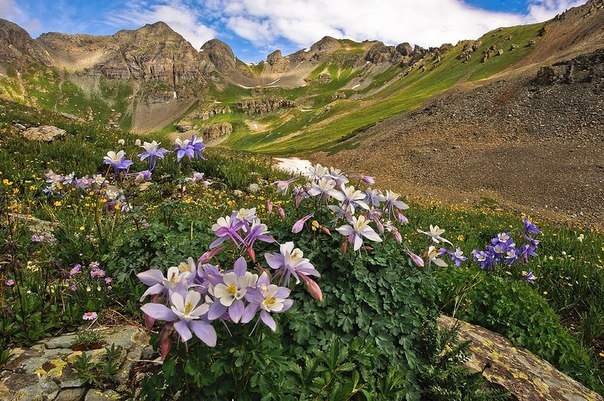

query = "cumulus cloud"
525;0;586;20
1;0;587;61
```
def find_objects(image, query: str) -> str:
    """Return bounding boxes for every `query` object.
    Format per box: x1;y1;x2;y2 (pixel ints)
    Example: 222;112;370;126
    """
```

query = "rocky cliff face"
36;22;213;101
0;18;53;71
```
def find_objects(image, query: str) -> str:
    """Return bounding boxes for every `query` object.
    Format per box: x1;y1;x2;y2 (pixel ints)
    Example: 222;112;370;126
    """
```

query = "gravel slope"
311;49;604;230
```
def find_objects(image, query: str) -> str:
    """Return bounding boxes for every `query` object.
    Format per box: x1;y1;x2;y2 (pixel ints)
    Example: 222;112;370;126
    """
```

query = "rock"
266;50;290;73
85;389;121;401
201;122;232;140
438;315;603;401
1;325;151;401
55;387;87;401
22;125;67;142
236;98;298;115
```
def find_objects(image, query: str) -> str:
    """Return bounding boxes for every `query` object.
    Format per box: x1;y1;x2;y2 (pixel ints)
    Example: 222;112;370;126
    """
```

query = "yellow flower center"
227;284;237;296
264;297;276;306
184;302;193;314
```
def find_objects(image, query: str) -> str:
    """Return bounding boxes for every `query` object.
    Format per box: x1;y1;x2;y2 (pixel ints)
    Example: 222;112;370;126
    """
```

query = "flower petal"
141;303;178;322
189;320;217;347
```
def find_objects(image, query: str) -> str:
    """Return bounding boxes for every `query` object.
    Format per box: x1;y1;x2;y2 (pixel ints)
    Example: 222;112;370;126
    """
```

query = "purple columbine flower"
141;289;217;346
241;272;293;331
523;271;536;284
265;242;320;285
209;212;245;249
336;215;382;252
449;247;468;267
292;214;313;234
472;249;494;270
174;138;194;162
138;140;169;171
208;257;258;323
523;217;541;236
189;136;206;159
103;150;133;177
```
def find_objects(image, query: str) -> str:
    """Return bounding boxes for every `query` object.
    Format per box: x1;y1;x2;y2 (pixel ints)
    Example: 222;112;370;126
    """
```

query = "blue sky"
0;0;587;63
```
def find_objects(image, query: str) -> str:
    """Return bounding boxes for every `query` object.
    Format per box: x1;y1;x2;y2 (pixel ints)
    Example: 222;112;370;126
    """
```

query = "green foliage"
72;329;104;349
71;343;122;388
417;322;512;400
436;268;600;391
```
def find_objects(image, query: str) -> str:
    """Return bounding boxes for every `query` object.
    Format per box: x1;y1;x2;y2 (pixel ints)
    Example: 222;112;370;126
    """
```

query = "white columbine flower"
417;225;452;245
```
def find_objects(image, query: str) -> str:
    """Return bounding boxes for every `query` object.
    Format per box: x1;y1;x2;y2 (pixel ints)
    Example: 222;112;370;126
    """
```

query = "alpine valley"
1;0;603;227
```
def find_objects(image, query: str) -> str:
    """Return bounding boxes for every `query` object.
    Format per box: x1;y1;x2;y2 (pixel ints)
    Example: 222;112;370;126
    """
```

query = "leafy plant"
71;343;123;388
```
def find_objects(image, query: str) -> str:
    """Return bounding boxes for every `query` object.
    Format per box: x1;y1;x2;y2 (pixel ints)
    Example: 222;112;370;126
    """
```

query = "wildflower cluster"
138;209;320;357
469;217;541;283
281;164;410;252
66;261;113;293
43;170;108;196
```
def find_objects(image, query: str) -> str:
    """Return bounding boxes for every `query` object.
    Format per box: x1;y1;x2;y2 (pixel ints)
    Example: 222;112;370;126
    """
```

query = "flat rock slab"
0;325;151;401
438;315;603;401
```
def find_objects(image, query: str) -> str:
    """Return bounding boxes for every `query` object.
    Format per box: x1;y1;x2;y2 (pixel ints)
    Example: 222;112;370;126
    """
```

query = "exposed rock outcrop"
266;50;290;74
236;98;298;115
22;125;66;141
201;122;233;140
0;18;53;70
438;316;603;401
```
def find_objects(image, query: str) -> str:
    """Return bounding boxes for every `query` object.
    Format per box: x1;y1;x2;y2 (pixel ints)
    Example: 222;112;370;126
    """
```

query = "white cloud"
206;0;586;55
526;0;586;21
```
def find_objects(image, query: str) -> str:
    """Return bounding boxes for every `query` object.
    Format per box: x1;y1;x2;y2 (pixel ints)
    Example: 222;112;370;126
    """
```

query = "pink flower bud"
320;226;331;236
299;273;323;302
278;206;285;219
247;247;256;262
267;200;273;213
292;213;313;234
159;324;174;360
405;248;425;268
199;246;224;264
144;313;155;329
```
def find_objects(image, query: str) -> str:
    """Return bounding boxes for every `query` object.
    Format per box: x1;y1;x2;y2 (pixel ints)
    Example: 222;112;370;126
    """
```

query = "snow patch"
274;157;313;176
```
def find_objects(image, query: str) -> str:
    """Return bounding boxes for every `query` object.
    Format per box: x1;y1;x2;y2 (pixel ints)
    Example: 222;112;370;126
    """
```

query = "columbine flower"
307;177;337;200
242;219;275;260
137;266;192;301
427;246;448;267
210;212;245;249
383;190;409;216
405;247;425;267
141;289;217;346
82;311;97;320
448;247;467;267
242;272;293;331
417;225;452;245
330;184;369;215
336;215;382;251
523;271;536;284
472;249;494;270
265;241;320;285
189;136;206;159
103;150;133;176
522;217;541;236
208;257;258;323
365;188;385;207
174;137;194;162
274;177;298;195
